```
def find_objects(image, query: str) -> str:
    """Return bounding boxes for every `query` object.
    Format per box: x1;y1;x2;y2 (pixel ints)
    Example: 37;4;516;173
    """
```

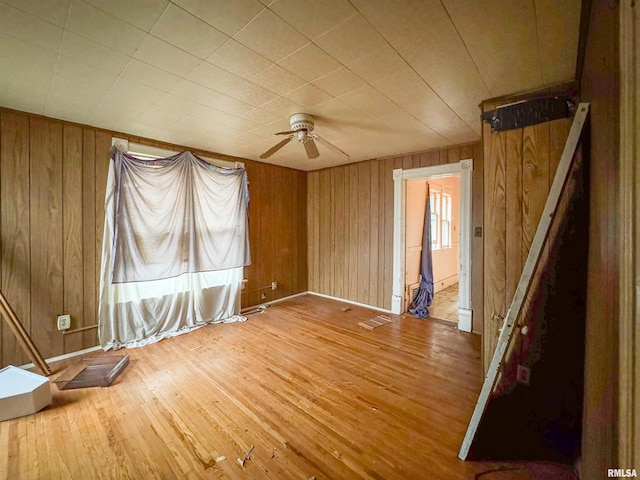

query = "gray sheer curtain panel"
98;147;251;350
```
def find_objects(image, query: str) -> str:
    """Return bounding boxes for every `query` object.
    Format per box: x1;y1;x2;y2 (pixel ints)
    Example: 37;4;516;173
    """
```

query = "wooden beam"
0;290;51;375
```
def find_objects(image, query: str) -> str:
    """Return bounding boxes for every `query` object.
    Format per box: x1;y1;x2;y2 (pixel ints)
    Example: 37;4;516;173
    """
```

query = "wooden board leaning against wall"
482;98;572;373
0;108;307;369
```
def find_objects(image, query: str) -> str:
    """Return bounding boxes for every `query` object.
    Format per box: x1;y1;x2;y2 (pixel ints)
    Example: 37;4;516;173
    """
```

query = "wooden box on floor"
0;366;51;422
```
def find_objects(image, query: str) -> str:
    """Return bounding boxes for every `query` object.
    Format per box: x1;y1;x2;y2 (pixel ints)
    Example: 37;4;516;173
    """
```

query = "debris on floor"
358;314;392;330
242;305;269;316
237;445;255;467
341;306;351;312
215;456;226;463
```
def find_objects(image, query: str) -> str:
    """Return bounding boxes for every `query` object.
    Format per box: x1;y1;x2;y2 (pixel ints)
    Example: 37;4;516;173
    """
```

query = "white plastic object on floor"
0;365;51;421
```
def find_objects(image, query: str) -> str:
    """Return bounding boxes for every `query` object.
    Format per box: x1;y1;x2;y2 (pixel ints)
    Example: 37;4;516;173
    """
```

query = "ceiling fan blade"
315;135;349;158
304;139;320;159
259;136;292;159
274;129;297;135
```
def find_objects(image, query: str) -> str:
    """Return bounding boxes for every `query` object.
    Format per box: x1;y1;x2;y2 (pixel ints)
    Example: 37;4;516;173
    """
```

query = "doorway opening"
392;160;473;332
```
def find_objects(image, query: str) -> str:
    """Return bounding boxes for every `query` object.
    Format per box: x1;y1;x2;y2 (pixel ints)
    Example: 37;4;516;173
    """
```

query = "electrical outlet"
271;281;277;290
516;364;530;385
57;314;71;331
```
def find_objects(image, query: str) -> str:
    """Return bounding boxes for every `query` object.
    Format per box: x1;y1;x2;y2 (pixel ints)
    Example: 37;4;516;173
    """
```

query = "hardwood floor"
430;283;460;323
1;295;557;479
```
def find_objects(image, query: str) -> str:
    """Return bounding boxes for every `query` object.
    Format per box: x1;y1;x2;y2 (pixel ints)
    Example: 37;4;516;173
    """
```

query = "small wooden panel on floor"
358;314;392;330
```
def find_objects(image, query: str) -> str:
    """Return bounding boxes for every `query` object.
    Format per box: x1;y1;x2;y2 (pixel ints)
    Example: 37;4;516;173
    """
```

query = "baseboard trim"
21;291;385;370
458;307;473;333
19;345;103;371
307;291;392;313
241;292;309;313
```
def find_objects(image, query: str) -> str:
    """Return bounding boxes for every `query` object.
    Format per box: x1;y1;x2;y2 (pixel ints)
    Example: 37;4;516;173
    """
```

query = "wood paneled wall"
0;108;307;368
481;105;571;369
579;0;621;476
307;143;484;329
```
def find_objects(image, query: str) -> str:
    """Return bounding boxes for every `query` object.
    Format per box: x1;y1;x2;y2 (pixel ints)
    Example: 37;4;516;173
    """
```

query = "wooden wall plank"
308;171;319;293
296;170;308;294
1;111;31;366
483;117;507;367
356;162;370;305
319;169;331;296
81;128;96;348
580;0;620;473
382;158;395;310
504;129;523;306
328;169;335;296
369;161;379;307
522;122;550;260
549;118;571;183
447;146;461;165
481;99;570;373
29;117;64;359
471;142;484;335
91;131;110;348
62;124;84;353
377;159;386;307
460;144;473;160
334;167;345;299
347;164;359;302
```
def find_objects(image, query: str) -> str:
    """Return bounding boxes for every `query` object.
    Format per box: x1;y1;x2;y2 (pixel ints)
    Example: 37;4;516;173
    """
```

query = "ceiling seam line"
258;3;447;140
531;0;547;85
438;0;494;98
347;0;480;136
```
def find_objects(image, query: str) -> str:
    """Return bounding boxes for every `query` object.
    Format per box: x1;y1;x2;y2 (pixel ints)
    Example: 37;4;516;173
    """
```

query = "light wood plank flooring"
430;283;460;323
1;295;544;479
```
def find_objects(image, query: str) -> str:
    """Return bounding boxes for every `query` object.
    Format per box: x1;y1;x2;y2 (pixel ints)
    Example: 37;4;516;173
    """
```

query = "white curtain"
98;148;251;350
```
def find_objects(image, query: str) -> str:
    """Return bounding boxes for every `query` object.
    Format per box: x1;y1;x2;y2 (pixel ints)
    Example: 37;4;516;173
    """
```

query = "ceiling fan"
259;113;349;160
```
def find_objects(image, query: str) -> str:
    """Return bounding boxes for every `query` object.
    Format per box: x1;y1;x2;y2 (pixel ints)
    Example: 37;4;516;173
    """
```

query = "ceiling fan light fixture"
259;113;349;161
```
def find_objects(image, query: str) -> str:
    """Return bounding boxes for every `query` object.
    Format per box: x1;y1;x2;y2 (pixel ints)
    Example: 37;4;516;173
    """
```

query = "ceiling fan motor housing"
289;113;315;133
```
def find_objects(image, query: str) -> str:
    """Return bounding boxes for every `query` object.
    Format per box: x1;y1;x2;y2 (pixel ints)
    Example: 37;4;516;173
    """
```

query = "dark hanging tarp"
409;183;434;318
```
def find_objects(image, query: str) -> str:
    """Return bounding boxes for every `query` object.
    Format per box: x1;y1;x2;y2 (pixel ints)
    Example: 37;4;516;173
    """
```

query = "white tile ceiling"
0;0;581;171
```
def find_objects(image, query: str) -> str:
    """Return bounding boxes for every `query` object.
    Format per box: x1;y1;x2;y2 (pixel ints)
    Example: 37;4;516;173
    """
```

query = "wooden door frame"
392;160;473;332
618;0;638;466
